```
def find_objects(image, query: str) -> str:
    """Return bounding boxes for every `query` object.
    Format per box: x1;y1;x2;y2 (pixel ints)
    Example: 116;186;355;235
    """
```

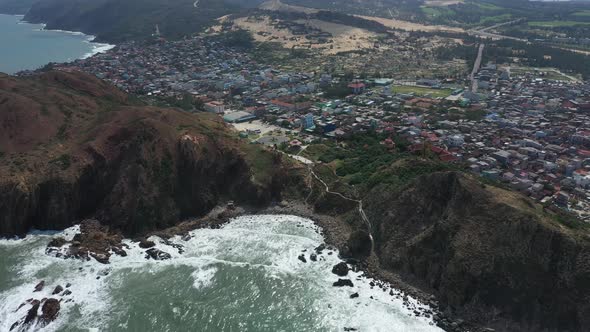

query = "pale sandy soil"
233;16;379;55
356;15;465;33
259;0;319;14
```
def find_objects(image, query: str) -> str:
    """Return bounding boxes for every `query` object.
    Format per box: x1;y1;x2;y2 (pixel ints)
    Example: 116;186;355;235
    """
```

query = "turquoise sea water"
0;215;441;332
0;14;112;74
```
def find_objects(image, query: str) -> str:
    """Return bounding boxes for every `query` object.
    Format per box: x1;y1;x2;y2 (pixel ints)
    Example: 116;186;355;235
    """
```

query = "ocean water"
0;215;442;332
0;14;113;75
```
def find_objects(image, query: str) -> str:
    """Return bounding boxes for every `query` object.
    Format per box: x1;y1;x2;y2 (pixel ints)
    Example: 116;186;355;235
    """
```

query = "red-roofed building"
348;81;366;94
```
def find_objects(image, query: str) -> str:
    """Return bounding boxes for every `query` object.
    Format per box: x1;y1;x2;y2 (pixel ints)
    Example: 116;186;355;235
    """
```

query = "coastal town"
44;31;590;223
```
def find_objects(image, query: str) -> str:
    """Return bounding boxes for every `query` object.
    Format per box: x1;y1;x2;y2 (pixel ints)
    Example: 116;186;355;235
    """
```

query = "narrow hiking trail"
306;165;374;251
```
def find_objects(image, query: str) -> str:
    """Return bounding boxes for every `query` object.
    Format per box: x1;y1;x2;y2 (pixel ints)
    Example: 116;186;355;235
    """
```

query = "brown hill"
0;71;291;236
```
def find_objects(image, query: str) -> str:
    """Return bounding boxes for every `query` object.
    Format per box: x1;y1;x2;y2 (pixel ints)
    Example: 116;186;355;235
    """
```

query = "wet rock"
65;283;71;288
139;239;156;249
310;254;317;262
47;237;67;248
145;248;172;260
24;302;40;324
350;292;359;299
40;298;60;323
182;234;192;241
10;321;19;331
314;244;326;253
90;253;109;264
331;262;349;276
344;328;358;331
34;281;45;292
333;279;354;287
62;290;72;296
111;246;127;257
298;254;307;263
52;285;63;295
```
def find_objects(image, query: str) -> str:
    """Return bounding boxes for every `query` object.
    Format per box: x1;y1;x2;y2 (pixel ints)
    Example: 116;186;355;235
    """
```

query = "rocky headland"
2;71;590;332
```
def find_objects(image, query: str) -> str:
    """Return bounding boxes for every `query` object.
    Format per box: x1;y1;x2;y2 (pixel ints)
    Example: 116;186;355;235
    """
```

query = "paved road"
468;19;528;42
470;43;485;93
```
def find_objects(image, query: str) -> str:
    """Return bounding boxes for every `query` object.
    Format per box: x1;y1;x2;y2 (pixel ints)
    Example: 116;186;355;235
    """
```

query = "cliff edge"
0;71;289;236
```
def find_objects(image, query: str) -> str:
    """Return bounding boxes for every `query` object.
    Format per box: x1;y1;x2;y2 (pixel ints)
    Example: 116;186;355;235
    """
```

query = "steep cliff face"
0;71;287;237
365;171;590;331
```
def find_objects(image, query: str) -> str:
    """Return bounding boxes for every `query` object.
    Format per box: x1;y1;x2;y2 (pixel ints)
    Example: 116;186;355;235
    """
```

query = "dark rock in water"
298;254;307;263
41;298;60;323
333;279;354;287
52;285;63;295
139;239;155;249
47;237;67;248
145;248;172;260
344;328;358;331
350;292;359;299
62;289;72;296
331;262;349;276
310;253;317;262
314;244;326;253
10;321;19;331
389;290;394;296
90;253;109;264
111;246;127;257
182;234;192;241
34;281;45;292
24;302;40;324
65;283;71;288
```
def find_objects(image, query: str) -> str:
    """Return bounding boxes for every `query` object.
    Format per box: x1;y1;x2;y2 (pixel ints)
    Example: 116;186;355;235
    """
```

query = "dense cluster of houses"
54;35;590;222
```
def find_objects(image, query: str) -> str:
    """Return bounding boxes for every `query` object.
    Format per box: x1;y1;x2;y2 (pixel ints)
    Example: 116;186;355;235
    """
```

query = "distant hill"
0;0;37;15
21;0;261;43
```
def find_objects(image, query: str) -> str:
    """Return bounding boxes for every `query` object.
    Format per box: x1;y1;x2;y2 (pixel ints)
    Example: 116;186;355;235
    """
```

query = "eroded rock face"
366;171;590;331
41;299;60;323
145;248;171;260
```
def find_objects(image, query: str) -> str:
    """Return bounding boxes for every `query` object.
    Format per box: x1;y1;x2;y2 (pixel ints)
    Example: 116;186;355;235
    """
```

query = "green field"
529;21;590;28
421;6;455;18
470;1;503;11
392;85;453;98
479;13;512;24
573;10;590;17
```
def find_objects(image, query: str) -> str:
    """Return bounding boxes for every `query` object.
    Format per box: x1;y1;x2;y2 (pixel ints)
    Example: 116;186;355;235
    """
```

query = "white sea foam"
0;215;442;331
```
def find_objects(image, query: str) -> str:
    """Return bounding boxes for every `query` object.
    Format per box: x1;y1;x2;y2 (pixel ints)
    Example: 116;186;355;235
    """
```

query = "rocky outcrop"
365;171;590;332
0;71;289;238
332;262;349;276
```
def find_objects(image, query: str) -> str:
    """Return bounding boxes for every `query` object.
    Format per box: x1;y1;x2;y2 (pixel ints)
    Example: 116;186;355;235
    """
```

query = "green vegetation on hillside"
529;21;590;28
303;133;453;192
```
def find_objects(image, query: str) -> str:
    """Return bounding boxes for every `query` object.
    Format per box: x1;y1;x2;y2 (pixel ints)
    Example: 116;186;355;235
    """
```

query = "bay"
0;215;441;332
0;14;113;75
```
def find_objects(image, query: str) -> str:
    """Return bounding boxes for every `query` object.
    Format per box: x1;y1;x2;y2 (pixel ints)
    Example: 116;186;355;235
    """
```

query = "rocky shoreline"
33;200;485;332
